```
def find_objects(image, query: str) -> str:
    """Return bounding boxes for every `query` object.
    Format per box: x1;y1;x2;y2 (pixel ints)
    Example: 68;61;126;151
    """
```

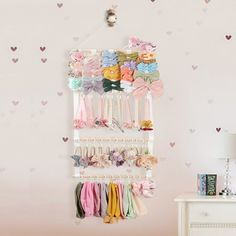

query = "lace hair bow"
68;77;83;91
133;70;160;82
82;80;104;95
103;79;123;92
133;77;163;98
117;51;138;64
137;62;158;73
102;50;118;67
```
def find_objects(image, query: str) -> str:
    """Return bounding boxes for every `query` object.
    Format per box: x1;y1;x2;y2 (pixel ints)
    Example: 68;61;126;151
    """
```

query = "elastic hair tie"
102;65;120;80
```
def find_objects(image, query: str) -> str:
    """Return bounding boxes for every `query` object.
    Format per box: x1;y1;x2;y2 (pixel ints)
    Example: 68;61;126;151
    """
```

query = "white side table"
175;193;236;236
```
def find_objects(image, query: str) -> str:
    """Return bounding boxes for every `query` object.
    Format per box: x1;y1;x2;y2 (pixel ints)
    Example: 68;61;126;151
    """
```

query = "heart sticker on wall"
12;100;19;106
57;91;63;96
57;3;63;8
41;100;48;106
41;58;47;63
192;65;198;70
205;0;211;3
62;137;69;142
216;127;221;132
40;46;46;52
10;46;17;51
225;35;232;40
169;142;175;148
12;58;18;63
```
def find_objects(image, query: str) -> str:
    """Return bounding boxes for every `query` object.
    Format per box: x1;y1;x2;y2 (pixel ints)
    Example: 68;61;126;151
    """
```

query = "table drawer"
188;202;236;223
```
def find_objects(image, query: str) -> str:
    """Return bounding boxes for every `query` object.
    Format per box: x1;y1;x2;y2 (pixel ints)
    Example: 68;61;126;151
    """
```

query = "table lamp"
213;133;236;196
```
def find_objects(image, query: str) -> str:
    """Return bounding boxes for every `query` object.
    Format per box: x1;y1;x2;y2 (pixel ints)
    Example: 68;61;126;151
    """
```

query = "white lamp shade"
208;133;236;159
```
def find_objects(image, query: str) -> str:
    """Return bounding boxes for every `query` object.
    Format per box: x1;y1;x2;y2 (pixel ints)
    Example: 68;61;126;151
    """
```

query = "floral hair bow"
137;62;158;73
103;79;123;92
109;150;125;167
102;65;120;80
133;77;163;98
133;70;160;82
128;37;157;52
121;60;136;70
102;50;118;67
70;155;88;168
120;81;133;93
89;154;112;168
70;51;85;62
121;67;134;82
82;80;104;95
68;77;83;91
117;51;138;64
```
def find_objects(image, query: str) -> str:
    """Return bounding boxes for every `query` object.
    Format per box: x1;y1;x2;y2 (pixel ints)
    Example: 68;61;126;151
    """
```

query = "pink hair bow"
83;57;102;77
133;77;164;98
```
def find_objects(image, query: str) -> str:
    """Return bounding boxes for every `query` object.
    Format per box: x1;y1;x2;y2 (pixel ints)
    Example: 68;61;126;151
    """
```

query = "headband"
75;182;85;218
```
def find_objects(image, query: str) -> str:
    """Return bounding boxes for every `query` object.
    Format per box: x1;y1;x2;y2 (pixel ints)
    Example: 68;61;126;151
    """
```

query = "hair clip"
137;62;158;73
82;80;104;95
102;50;118;67
117;51;138;64
68;77;83;91
70;51;85;62
102;79;123;92
120;67;134;82
102;65;120;80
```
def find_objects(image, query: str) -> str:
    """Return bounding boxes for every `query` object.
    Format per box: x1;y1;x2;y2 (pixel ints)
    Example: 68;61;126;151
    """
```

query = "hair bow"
137;62;157;73
89;154;112;168
103;79;123;92
121;60;136;70
71;61;83;76
70;155;88;168
140;180;156;198
117;51;138;64
121;67;134;82
133;77;163;98
109;150;125;167
139;53;156;61
133;70;160;82
83;58;102;77
82;80;104;95
131;183;142;196
68;77;82;91
128;37;157;52
120;81;133;93
70;51;85;62
102;50;118;67
102;65;120;80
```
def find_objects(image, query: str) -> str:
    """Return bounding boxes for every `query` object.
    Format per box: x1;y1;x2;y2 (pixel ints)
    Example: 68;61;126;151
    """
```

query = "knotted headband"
102;65;120;80
133;77;164;98
75;182;85;218
103;79;123;92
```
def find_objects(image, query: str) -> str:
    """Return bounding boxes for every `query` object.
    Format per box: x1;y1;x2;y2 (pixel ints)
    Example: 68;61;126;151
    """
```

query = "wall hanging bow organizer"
67;37;163;223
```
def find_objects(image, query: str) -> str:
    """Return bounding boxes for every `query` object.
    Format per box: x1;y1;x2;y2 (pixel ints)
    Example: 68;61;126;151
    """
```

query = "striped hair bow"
103;79;123;92
137;62;158;73
133;77;163;98
133;70;160;82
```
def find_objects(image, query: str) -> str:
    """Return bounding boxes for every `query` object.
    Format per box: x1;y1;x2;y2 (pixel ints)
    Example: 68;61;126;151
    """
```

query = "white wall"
0;0;236;236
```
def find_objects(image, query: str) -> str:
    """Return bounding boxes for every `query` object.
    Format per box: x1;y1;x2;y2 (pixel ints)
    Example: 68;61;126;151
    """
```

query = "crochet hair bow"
132;77;163;98
103;79;123;92
82;80;104;95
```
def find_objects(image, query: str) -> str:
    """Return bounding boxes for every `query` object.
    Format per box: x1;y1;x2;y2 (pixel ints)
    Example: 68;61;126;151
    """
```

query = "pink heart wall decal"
57;92;63;96
192;65;198;70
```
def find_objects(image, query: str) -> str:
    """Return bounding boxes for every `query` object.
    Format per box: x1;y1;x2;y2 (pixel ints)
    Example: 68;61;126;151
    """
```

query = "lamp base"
219;188;234;196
